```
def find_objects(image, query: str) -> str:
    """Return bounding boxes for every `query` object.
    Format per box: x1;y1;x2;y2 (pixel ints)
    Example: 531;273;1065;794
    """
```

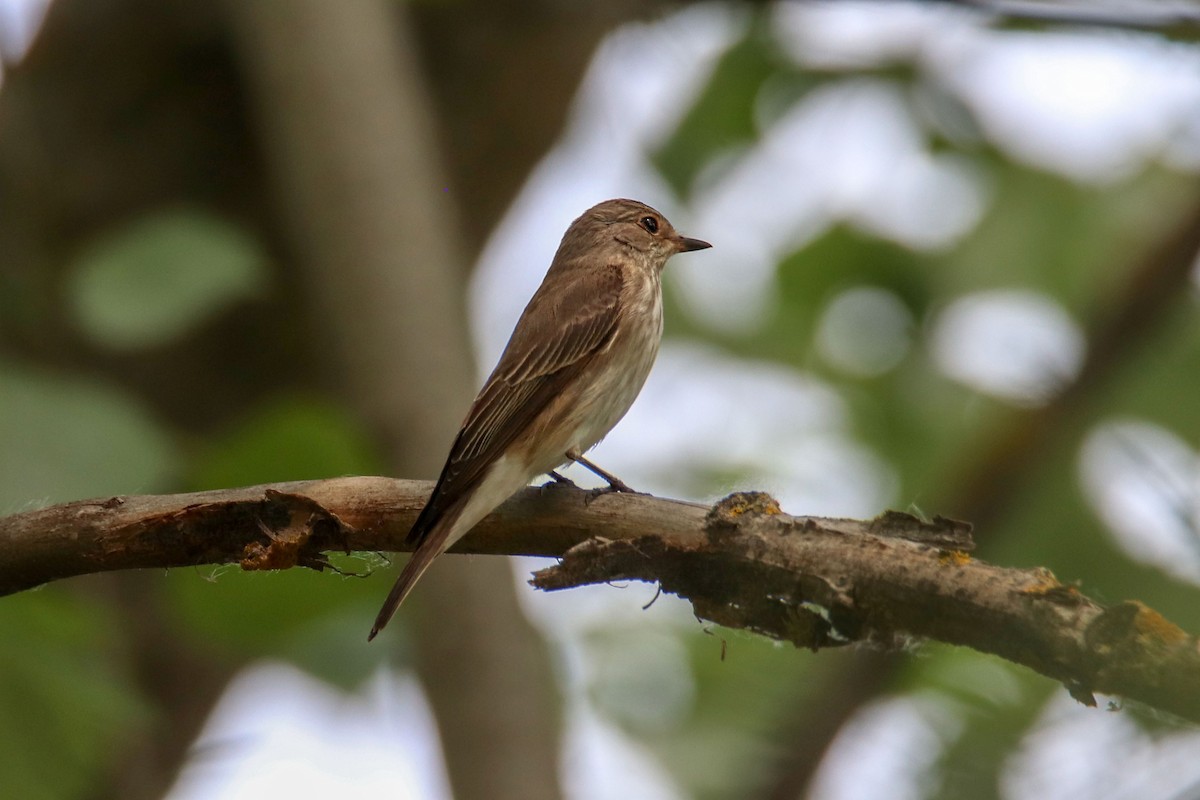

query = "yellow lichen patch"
731;497;779;517
708;491;782;524
1129;601;1191;646
760;498;782;515
1020;568;1065;596
938;549;971;566
1020;569;1087;606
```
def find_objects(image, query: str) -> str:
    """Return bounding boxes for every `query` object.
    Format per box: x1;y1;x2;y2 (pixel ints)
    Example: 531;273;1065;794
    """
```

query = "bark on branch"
2;478;1197;722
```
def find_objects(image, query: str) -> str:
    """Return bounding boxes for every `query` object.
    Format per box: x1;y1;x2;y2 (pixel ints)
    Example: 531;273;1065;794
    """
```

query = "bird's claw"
584;481;643;505
541;470;578;491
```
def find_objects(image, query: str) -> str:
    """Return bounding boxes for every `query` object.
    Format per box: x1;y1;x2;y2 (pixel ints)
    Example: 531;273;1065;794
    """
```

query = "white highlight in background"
168;664;450;800
1080;419;1200;584
931;289;1085;405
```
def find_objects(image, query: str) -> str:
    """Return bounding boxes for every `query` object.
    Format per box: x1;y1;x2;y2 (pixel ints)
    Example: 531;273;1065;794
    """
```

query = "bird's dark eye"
640;216;659;234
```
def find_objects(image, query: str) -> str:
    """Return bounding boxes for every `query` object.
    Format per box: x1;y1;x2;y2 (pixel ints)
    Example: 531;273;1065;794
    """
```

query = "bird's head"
561;198;711;269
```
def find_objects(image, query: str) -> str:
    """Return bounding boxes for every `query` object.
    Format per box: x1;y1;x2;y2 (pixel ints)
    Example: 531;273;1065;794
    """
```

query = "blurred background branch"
939;0;1200;40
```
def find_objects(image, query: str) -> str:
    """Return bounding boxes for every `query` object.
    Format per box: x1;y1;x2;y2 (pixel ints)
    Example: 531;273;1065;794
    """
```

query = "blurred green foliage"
67;209;268;351
646;12;1200;800
655;17;806;196
186;396;384;491
0;591;144;800
0;208;391;796
172;394;387;682
0;362;177;511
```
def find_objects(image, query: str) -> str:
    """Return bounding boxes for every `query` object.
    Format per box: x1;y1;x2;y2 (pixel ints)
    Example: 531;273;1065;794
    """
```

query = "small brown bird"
369;198;710;640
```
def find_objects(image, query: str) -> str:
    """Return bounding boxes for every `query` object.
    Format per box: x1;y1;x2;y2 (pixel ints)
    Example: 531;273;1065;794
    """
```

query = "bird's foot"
584;479;644;505
541;470;578;490
602;475;638;494
566;450;642;500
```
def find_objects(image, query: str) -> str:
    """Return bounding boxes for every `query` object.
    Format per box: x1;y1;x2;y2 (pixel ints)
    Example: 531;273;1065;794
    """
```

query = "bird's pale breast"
522;266;663;476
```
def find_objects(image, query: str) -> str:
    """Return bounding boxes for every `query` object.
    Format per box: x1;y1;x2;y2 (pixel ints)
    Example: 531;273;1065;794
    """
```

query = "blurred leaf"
906;648;1054;800
772;225;931;359
636;628;825;799
0;362;177;511
654;14;812;197
935;161;1194;312
173;395;390;685
68;208;267;350
187;394;384;490
0;590;144;800
163;566;391;689
1096;302;1200;451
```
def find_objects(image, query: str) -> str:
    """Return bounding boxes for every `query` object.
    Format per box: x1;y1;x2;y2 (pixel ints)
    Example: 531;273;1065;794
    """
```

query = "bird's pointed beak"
675;235;712;253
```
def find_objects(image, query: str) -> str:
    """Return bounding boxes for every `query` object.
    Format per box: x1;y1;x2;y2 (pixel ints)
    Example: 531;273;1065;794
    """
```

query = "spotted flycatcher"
369;198;710;640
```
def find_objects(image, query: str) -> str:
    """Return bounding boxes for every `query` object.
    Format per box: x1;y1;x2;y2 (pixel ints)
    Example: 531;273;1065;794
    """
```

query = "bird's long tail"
368;507;463;641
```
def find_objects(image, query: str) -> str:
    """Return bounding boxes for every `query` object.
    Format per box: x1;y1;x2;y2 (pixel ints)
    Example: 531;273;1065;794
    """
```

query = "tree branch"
2;480;1197;722
934;0;1200;41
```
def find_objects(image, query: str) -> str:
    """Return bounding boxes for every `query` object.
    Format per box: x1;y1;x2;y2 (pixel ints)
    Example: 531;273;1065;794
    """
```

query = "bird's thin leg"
566;449;638;494
543;470;577;489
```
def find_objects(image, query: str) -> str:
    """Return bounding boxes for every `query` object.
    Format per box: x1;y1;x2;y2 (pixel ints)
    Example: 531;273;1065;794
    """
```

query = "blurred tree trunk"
0;4;267;798
0;0;636;796
224;3;565;798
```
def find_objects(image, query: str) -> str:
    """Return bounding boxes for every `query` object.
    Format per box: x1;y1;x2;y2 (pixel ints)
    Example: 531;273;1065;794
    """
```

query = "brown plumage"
369;199;711;640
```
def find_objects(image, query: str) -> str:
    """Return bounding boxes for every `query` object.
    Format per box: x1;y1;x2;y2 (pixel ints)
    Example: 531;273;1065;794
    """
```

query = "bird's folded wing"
407;264;625;544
